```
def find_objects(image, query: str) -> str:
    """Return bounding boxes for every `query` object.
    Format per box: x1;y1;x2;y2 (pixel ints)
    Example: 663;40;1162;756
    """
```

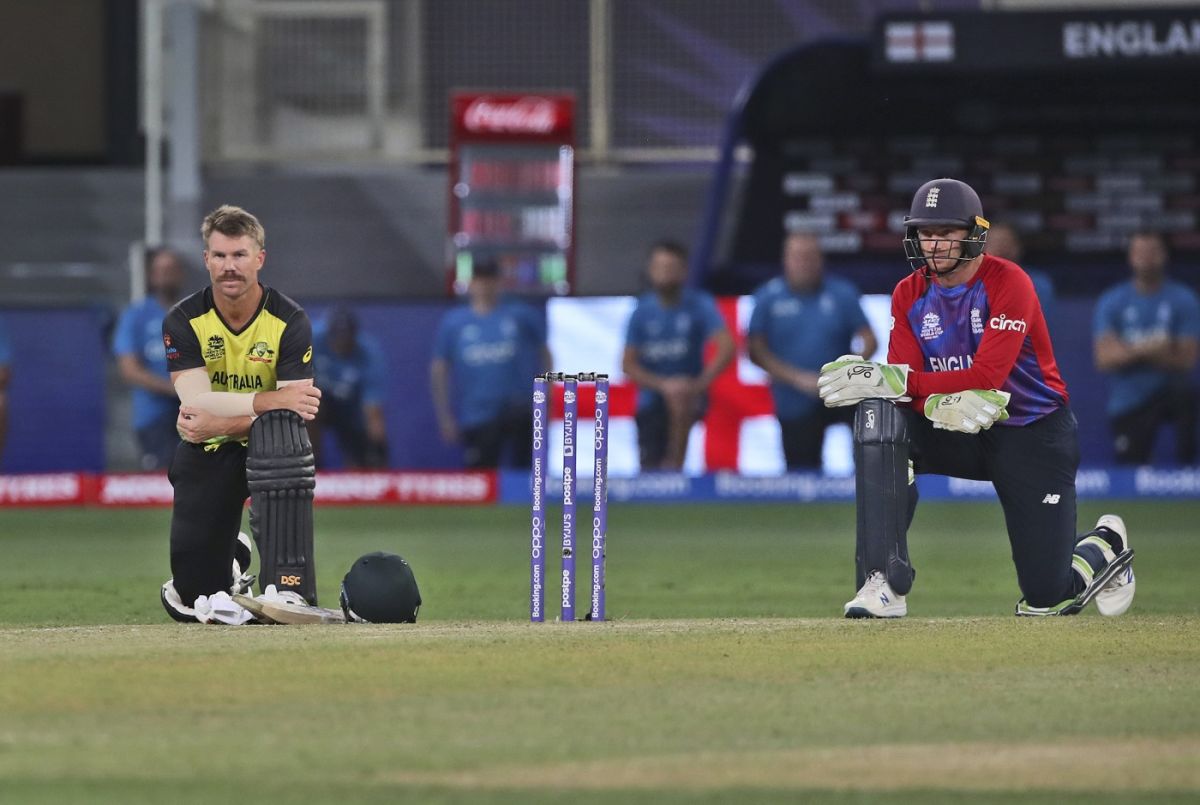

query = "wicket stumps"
530;372;609;622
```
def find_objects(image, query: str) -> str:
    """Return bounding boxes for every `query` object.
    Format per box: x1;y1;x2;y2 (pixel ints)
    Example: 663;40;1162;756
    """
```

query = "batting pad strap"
247;411;317;604
853;400;915;596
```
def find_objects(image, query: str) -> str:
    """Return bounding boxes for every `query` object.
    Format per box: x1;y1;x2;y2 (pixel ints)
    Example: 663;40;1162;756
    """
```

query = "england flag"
885;21;956;63
545;295;892;477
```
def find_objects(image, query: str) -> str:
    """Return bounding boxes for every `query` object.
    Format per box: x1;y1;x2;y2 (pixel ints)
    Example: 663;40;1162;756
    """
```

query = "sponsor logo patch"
247;341;275;364
988;314;1027;333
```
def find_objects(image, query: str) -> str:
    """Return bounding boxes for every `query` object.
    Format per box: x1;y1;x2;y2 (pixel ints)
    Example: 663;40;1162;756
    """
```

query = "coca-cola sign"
455;93;574;139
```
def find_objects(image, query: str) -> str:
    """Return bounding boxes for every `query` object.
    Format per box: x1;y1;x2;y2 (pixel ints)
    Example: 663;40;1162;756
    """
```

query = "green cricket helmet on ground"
339;552;422;623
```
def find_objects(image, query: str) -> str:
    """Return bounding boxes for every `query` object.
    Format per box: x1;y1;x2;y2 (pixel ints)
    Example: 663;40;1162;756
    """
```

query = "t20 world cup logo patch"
204;335;225;360
920;312;943;340
533;390;546;404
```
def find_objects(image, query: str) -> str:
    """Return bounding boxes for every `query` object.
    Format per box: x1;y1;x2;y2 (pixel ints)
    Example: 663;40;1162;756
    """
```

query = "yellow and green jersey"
163;284;314;444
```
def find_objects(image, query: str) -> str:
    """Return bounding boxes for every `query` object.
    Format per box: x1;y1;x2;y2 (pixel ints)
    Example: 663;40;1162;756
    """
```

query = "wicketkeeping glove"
923;389;1011;434
817;355;911;407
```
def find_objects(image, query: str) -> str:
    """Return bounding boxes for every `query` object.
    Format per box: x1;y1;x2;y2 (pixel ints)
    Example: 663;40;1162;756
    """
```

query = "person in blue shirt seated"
622;240;735;471
1094;231;1199;465
0;313;10;463
747;232;877;470
113;248;187;470
431;260;551;468
311;306;389;468
986;223;1057;326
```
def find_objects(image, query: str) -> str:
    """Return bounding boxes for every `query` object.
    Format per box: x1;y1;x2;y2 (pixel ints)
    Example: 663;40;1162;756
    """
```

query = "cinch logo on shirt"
988;314;1027;333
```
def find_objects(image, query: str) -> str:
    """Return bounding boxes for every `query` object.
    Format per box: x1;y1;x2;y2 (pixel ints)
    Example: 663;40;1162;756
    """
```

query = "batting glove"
924;389;1011;434
817;354;911;407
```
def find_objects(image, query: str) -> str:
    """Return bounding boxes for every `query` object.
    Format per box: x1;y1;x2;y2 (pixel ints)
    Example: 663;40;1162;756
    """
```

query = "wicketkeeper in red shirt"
818;178;1134;618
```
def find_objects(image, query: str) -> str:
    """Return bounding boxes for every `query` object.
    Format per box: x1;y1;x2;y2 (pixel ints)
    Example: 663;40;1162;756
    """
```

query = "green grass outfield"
1;501;1198;803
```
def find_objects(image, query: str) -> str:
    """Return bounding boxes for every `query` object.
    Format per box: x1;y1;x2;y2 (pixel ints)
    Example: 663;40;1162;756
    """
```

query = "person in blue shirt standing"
0;313;11;463
431;260;551;468
1094;231;1199;465
747;232;877;469
312;306;389;468
622;240;735;471
113;248;187;470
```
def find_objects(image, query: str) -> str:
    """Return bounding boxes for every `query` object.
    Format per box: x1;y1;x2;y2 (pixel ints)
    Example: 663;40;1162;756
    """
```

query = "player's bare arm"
695;328;735;392
176;405;251;443
255;378;321;419
0;365;8;456
747;333;820;395
117;354;176;396
853;324;878;363
172;368;321;421
621;345;668;393
429;357;458;443
365;403;387;444
1094;331;1164;371
1093;330;1194;372
1146;334;1198;372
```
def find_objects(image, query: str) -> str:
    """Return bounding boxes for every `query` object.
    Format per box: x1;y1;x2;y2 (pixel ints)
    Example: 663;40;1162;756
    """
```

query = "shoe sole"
1096;568;1136;616
844;606;906;619
1055;549;1135;616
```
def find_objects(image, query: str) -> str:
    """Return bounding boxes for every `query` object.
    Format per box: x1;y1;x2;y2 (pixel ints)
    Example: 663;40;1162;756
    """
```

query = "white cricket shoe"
844;570;907;618
1094;514;1135;617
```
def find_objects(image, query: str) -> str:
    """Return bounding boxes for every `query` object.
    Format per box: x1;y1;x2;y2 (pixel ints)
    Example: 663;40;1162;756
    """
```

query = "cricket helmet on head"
902;178;990;276
339;552;421;623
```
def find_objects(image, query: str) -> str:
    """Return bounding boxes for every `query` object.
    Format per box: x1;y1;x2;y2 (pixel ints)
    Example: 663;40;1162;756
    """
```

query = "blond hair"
201;205;265;250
